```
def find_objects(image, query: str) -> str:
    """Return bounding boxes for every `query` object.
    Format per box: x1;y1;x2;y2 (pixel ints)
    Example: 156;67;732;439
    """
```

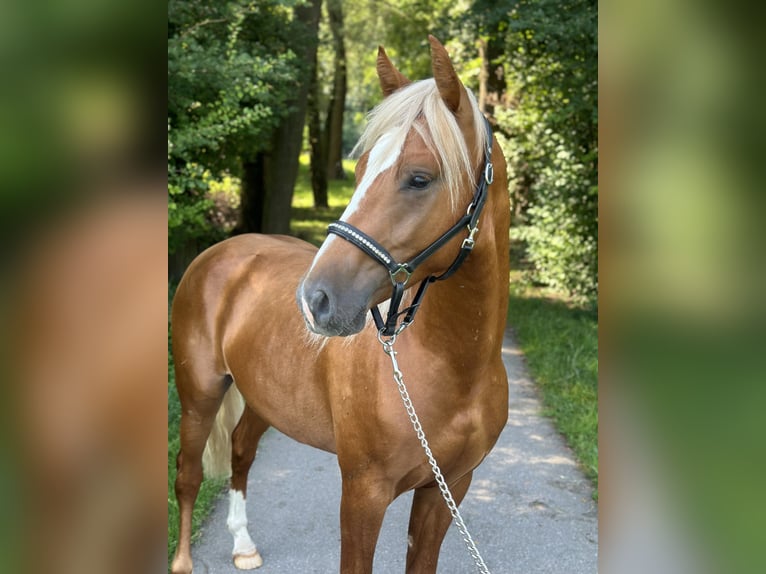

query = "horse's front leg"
338;470;394;573
405;471;473;573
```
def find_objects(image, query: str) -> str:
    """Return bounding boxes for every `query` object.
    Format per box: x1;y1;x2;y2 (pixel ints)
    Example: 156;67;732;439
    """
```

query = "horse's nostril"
308;288;331;325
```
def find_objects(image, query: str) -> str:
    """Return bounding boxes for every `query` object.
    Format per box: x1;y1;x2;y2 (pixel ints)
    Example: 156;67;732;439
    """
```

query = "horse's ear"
428;35;462;113
377;46;411;97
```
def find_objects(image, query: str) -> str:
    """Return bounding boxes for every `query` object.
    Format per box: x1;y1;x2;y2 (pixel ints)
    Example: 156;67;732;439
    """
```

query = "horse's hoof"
170;555;193;574
233;550;263;570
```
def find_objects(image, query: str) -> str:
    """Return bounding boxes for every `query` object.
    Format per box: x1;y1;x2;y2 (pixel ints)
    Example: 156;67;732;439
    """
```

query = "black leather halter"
327;117;494;336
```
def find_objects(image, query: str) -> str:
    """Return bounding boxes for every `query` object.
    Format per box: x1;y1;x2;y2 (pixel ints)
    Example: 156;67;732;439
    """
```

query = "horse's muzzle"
296;279;369;337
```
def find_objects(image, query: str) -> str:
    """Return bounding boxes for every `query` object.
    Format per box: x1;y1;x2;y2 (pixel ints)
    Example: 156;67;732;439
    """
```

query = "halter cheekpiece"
327;117;494;336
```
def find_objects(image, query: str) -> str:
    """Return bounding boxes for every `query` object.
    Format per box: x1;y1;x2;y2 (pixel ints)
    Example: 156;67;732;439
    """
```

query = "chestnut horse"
170;36;509;574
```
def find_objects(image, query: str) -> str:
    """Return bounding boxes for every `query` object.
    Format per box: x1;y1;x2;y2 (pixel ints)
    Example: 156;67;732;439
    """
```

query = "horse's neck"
413;202;509;364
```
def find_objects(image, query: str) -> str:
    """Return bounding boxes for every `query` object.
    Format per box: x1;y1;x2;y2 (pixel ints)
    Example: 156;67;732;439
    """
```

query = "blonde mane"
351;79;488;211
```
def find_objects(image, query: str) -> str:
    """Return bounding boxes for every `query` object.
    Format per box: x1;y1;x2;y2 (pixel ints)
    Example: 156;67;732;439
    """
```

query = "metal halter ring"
484;162;494;185
389;264;412;286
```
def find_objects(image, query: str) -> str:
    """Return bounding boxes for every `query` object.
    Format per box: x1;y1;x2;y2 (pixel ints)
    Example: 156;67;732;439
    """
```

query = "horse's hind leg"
405;472;473;573
170;366;229;574
227;404;270;570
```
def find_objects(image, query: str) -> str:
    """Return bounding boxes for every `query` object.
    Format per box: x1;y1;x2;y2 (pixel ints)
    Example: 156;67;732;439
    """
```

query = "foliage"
167;0;304;254
470;0;598;300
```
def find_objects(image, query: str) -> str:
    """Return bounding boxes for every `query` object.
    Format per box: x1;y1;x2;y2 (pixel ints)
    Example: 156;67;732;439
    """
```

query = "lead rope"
377;324;492;574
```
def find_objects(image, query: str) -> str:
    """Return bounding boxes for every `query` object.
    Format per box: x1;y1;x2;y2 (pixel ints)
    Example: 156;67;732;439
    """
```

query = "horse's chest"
368;385;491;467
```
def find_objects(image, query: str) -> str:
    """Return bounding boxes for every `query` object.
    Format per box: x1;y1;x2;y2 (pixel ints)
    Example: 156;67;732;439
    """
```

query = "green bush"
509;122;598;298
480;0;598;301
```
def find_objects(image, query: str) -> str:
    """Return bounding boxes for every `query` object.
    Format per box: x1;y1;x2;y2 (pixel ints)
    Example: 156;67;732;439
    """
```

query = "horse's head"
298;36;490;337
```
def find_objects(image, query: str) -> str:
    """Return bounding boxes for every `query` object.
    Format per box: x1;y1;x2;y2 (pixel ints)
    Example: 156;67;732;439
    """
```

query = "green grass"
290;154;357;246
507;280;599;493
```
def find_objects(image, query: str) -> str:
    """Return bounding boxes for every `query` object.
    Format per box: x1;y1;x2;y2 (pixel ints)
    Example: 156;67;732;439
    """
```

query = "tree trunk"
308;38;328;208
478;38;488;114
324;0;347;180
478;35;505;119
237;0;322;234
238;156;266;233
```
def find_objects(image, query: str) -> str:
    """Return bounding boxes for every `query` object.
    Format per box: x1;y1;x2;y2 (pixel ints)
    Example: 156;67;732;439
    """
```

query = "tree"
307;23;329;208
306;0;346;209
237;0;323;234
168;0;303;275
324;0;347;180
476;32;506;117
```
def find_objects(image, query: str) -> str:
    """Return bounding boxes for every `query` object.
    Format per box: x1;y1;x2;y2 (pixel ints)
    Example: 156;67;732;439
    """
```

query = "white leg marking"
227;489;263;569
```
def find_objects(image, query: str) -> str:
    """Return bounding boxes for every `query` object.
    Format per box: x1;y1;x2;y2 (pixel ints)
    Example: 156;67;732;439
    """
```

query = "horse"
170;35;510;574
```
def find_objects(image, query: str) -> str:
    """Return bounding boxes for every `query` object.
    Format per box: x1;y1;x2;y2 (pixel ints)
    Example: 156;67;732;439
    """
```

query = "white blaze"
300;130;404;322
339;130;402;221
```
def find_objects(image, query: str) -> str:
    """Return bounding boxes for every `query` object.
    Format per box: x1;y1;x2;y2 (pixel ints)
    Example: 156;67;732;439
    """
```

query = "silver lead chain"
377;326;491;574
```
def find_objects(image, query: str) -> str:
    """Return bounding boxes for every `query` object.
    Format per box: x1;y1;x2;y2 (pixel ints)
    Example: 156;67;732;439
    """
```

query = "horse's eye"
407;175;431;190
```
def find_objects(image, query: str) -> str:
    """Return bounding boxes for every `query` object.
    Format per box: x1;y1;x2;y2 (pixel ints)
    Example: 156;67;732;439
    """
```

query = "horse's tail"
202;383;245;479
